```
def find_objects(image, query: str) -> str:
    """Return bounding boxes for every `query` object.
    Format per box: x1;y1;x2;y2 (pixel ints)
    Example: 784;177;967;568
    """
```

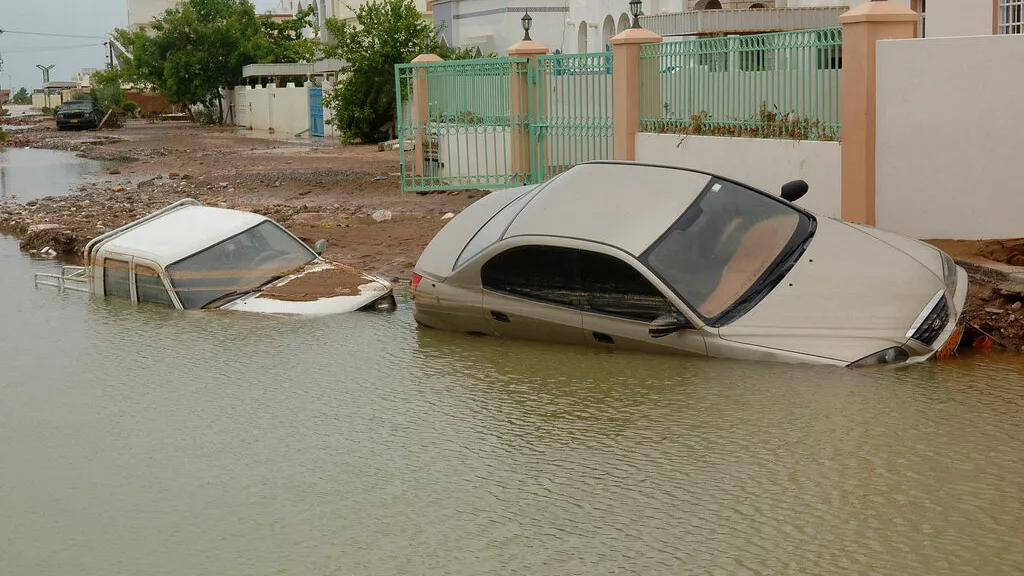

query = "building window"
999;0;1024;34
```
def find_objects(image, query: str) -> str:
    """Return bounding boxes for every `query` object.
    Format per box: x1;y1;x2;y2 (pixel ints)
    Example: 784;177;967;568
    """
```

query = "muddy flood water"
1;150;1023;575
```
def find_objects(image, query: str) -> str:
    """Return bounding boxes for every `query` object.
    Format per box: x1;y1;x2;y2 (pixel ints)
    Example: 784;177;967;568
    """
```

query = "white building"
126;0;180;29
432;0;1022;55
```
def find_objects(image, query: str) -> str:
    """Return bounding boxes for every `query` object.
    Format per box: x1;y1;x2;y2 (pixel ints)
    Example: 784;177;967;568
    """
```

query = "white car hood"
717;217;948;363
219;261;392;316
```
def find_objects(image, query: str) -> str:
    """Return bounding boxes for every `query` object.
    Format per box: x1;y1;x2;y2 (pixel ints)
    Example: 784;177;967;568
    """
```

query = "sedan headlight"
849;346;910;368
940;251;958;296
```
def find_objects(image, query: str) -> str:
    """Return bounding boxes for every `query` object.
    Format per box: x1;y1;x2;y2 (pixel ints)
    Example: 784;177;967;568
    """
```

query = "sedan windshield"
61;101;94;111
643;179;814;324
166;221;317;309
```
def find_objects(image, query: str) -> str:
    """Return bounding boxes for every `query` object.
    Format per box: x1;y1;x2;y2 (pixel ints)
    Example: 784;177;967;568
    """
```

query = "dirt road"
1;119;478;281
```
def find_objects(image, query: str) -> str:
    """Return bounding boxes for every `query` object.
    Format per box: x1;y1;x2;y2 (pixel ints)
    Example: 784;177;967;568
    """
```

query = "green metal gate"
395;51;613;194
530;51;615;184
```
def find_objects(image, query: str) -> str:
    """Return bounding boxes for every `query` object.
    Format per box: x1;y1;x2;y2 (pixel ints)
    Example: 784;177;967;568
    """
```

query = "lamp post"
629;0;643;29
521;10;533;41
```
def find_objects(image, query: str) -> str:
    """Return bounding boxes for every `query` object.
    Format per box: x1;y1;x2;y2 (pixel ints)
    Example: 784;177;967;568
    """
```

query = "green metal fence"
395;52;614;193
639;27;842;141
531;51;615;182
396;57;529;192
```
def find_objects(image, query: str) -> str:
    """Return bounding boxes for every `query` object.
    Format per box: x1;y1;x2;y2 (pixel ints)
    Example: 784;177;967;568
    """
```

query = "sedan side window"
578;251;681;322
135;265;174;307
481;245;579;307
103;258;131;299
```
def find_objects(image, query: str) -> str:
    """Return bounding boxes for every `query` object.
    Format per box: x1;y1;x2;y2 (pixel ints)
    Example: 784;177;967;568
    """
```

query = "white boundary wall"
222;82;322;136
876;35;1024;240
635;133;841;218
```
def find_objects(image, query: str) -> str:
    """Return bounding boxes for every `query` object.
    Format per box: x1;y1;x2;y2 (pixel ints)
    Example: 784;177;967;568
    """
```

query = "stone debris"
441;212;455;220
371;209;392;222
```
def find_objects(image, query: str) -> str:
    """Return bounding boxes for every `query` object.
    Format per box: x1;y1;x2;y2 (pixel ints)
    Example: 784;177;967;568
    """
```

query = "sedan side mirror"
781;180;809;203
313;239;329;256
649;313;691;338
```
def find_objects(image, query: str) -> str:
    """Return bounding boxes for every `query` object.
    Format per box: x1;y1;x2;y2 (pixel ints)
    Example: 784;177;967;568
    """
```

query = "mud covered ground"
0;118;478;282
3;116;1024;353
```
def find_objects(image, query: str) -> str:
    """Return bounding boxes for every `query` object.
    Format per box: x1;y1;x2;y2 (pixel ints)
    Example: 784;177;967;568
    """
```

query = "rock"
108;168;121;175
181;173;193;180
441;212;455;220
1010;255;1024;267
371;209;393;222
110;185;126;192
169;171;180;179
219;182;229;188
292;212;327;225
373;175;388;181
28;223;61;233
985;307;1006;314
1013;302;1023;312
39;247;57;258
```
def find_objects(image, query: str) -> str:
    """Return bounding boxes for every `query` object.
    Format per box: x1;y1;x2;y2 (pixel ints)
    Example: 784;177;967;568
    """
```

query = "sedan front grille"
910;295;949;346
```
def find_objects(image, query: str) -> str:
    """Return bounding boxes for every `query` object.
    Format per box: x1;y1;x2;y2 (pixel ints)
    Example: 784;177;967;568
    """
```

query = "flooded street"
2;151;1023;575
0;147;103;201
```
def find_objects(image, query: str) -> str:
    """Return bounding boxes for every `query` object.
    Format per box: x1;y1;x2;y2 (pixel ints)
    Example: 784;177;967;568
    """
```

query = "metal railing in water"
34;266;89;293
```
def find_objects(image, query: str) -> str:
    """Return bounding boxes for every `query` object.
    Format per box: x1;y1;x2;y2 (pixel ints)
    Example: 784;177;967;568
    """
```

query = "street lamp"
521;10;533;41
629;0;643;28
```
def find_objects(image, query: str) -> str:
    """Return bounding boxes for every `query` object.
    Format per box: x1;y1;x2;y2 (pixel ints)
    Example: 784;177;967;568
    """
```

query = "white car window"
135;265;174;307
103;258;131;300
454;190;531;269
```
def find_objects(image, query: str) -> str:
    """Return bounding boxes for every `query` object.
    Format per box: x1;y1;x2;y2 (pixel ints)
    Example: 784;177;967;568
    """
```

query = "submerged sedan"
411;161;968;368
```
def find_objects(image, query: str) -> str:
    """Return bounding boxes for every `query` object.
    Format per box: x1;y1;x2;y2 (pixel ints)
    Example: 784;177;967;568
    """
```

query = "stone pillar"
839;1;916;225
611;27;663;161
411;53;444;180
507;39;549;183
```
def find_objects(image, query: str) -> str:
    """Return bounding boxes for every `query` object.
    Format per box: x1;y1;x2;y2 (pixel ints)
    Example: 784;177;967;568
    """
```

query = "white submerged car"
411;161;969;368
35;199;396;315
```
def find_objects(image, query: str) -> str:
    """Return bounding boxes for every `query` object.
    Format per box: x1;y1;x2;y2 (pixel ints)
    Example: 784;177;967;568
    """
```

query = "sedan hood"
717;217;947;363
220;261;392;316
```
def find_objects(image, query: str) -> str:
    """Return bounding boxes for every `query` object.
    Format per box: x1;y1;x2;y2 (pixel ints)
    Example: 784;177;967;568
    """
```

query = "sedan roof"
503;162;712;256
98;205;271;266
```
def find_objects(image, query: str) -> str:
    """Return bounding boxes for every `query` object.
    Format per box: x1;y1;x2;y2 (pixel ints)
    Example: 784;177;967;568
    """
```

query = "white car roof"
98;205;271;267
503;162;713;256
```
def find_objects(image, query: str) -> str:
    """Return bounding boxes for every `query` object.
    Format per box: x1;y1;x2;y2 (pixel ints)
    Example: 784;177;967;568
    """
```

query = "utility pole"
37;64;55;109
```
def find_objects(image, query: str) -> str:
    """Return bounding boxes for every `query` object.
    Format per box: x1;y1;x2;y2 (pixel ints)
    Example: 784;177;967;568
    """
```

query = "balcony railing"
639;6;850;37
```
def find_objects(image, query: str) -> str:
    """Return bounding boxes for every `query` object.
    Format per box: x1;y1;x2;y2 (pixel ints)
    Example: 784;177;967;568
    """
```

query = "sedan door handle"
592;332;615;344
490;310;511;323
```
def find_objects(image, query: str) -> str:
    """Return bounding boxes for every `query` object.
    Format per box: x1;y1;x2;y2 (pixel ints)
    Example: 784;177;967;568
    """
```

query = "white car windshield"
643;179;814;324
166;221;317;309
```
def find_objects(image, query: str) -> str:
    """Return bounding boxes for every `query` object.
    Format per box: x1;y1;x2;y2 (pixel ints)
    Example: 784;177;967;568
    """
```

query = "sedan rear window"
643;179;813;324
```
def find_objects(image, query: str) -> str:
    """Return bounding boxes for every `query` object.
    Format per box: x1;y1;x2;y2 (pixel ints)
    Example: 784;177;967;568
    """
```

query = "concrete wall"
925;0;994;38
876;34;1024;240
222;83;314;136
635;132;841;218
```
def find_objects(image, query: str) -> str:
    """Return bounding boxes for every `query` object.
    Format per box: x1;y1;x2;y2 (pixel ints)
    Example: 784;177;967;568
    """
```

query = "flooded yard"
1;150;1022;575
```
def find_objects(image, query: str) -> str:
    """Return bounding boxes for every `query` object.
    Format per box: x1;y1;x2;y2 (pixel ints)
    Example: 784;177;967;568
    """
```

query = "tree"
321;1;494;142
12;88;31;105
89;68;125;110
110;0;319;118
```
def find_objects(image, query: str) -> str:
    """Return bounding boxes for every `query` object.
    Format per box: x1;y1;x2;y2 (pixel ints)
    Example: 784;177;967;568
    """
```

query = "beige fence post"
411;53;443;180
508;39;549;183
611;26;662;161
839;1;916;225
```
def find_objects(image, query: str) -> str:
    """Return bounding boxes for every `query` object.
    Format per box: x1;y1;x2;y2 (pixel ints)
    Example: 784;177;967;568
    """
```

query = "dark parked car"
55;100;104;131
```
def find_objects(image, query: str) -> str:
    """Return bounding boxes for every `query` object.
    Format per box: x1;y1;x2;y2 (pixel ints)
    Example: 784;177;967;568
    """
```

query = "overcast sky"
0;0;279;94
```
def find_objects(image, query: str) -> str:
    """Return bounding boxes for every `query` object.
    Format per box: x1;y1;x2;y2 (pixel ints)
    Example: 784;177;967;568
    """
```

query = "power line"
3;43;105;54
0;29;108;40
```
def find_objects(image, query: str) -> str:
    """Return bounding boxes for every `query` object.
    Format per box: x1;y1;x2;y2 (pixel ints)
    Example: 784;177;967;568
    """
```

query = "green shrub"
122;101;140;116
